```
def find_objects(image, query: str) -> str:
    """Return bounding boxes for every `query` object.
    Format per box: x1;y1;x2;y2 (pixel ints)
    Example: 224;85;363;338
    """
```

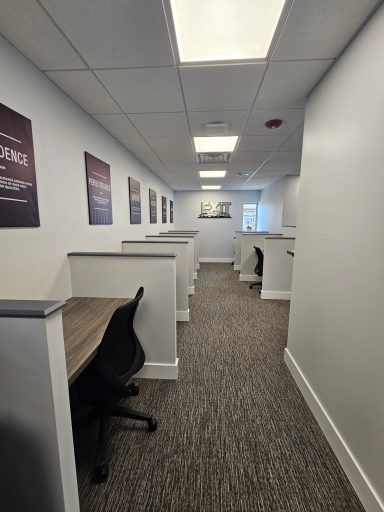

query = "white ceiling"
0;0;380;190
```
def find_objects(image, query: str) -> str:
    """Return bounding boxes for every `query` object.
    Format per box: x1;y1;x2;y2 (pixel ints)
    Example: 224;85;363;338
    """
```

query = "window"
242;203;258;231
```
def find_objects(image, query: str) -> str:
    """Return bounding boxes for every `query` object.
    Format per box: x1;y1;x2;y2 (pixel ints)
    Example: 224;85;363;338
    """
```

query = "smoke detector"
205;122;228;135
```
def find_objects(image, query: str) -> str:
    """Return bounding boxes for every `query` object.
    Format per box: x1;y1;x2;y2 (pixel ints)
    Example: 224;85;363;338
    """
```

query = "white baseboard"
135;358;179;380
234;264;240;271
199;258;234;263
188;286;195;295
176;309;189;322
260;290;291;300
196;263;200;269
239;274;262;282
284;349;384;512
193;272;198;280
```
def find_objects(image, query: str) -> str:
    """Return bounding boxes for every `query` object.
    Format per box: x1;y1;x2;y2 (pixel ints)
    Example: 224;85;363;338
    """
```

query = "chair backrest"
95;287;145;384
253;246;264;276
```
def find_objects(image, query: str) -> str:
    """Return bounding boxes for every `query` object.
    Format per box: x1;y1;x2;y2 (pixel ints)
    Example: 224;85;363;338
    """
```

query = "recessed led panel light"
170;0;286;62
194;136;238;153
202;185;221;190
199;170;227;178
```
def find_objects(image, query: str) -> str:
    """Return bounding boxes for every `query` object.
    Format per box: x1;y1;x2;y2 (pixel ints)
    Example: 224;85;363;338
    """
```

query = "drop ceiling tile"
40;0;174;68
244;108;304;135
272;0;379;61
180;63;267;111
166;164;200;174
0;0;86;70
157;153;196;165
245;176;280;189
278;128;304;152
254;60;334;108
95;68;185;113
268;151;302;164
238;135;287;152
127;113;190;138
45;70;120;114
146;138;194;155
259;162;301;175
118;138;153;154
92;114;140;139
230;151;271;164
188;111;248;136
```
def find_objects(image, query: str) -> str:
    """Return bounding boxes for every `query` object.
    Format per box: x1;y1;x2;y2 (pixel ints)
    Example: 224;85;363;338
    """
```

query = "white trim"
199;257;234;263
196;263;200;269
239;274;262;282
176;309;190;322
135;358;179;380
260;290;291;300
234;264;240;271
188;286;195;295
284;349;384;512
193;272;198;280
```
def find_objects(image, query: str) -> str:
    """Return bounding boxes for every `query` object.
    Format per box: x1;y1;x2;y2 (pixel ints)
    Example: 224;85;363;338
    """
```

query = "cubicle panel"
0;303;80;511
68;253;177;378
234;232;269;271
261;238;295;300
240;233;282;281
159;233;199;273
146;236;195;292
166;231;200;269
122;241;189;321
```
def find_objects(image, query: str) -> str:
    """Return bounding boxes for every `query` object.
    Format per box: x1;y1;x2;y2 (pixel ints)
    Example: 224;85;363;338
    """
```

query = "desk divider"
261;238;296;300
159;233;199;274
234;231;269;271
146;236;195;291
166;231;200;269
239;233;282;282
122;241;189;322
68;252;178;380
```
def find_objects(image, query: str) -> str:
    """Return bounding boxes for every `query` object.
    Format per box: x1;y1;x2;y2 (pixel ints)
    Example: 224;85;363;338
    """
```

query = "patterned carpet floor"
74;263;364;512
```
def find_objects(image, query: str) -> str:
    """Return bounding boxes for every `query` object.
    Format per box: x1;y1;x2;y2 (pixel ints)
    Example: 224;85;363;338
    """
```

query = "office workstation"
1;2;383;512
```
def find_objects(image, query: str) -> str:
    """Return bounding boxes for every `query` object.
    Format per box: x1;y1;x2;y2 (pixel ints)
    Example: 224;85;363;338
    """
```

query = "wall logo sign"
0;103;40;227
198;201;231;218
85;152;112;225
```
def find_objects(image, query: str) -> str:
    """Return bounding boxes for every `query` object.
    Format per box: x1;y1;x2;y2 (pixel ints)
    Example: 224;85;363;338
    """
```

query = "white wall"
0;35;174;301
174;191;260;260
286;6;384;510
257;176;299;236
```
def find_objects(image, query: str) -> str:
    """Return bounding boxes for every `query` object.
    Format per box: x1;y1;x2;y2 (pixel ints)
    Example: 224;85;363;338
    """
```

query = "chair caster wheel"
148;418;157;432
93;464;108;484
129;383;140;396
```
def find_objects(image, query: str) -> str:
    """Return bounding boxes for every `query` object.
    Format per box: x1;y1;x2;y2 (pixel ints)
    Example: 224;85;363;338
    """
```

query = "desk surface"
63;297;131;385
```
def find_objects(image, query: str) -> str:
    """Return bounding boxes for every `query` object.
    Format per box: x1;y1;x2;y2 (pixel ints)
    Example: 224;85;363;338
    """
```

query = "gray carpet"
74;263;364;512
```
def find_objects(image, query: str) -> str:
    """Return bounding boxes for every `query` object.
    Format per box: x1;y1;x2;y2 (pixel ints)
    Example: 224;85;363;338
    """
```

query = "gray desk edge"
265;237;296;240
167;230;199;233
240;233;283;236
122;240;188;244
68;251;176;258
0;300;65;318
146;235;194;238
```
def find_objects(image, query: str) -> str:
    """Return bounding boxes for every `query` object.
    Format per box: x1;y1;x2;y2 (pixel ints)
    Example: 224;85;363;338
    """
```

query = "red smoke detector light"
265;119;283;129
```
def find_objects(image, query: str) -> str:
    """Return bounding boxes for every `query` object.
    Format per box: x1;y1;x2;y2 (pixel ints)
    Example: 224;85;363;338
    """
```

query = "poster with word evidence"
0;103;40;227
128;177;141;224
170;200;174;223
149;188;157;223
162;195;167;223
85;152;112;225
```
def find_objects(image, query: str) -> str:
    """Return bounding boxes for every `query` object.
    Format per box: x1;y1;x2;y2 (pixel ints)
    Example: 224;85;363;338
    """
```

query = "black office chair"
249;246;264;289
76;287;157;483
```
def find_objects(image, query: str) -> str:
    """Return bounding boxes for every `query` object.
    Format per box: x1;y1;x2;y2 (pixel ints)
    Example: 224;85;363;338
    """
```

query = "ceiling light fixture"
265;119;283;129
194;136;238;153
170;0;287;63
199;170;227;178
202;185;221;190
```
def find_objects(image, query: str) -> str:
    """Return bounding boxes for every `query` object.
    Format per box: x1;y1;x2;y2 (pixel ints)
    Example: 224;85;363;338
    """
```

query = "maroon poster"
0;103;40;227
162;196;167;223
85;152;112;225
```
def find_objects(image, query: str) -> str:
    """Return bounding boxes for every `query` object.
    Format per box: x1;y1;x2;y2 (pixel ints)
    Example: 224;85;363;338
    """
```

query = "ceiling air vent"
197;152;231;164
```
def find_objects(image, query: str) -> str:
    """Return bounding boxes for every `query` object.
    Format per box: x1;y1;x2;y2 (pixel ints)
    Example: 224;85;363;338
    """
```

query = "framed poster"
149;188;157;223
0;103;40;227
170;200;174;223
128;176;141;224
85;152;112;225
162;196;167;223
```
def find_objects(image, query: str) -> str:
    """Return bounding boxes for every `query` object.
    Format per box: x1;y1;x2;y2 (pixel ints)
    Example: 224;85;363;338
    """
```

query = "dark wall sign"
162;196;167;223
198;201;232;218
170;200;174;223
128;176;141;224
0;103;40;227
149;188;157;223
85;152;112;225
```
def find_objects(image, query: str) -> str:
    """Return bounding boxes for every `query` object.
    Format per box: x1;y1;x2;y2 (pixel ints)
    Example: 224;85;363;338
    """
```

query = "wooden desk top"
63;297;131;385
